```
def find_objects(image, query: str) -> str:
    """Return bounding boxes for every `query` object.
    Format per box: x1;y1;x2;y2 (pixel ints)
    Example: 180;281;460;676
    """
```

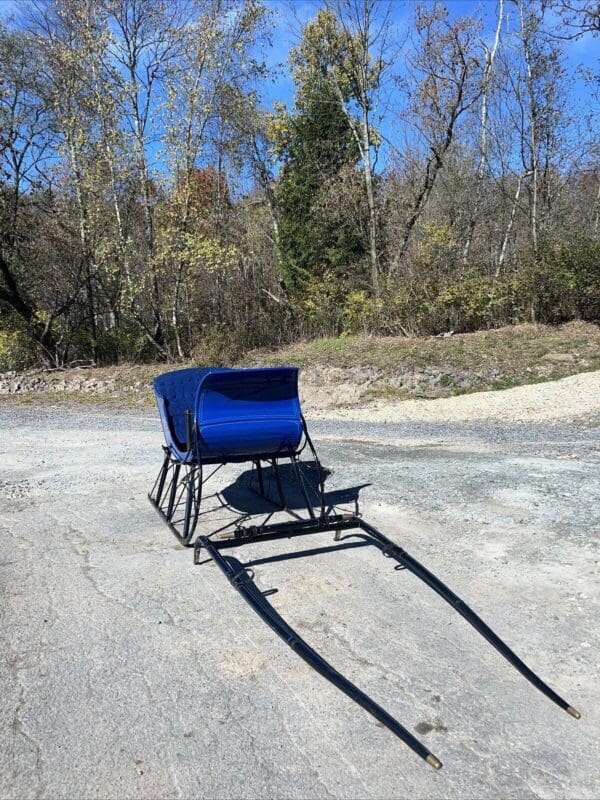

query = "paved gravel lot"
1;404;599;799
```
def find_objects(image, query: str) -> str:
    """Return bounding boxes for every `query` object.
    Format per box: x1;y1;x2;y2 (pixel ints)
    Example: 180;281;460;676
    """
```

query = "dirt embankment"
1;322;599;423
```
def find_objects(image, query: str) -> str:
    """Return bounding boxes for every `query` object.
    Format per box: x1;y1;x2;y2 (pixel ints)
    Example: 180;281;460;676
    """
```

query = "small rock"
543;352;576;363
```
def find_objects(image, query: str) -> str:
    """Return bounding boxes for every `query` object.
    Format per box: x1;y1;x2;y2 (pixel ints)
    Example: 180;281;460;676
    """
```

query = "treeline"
0;0;598;369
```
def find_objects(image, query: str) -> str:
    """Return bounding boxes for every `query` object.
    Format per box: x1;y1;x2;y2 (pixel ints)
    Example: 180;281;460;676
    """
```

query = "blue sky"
252;1;599;176
259;1;599;137
2;0;597;175
3;0;596;96
2;0;596;115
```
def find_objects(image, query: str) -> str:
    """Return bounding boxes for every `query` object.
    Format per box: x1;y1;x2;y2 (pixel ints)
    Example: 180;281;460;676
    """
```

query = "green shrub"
341;290;374;334
0;320;38;371
293;270;350;337
95;328;152;364
430;274;521;332
412;222;457;276
518;238;600;323
340;282;431;336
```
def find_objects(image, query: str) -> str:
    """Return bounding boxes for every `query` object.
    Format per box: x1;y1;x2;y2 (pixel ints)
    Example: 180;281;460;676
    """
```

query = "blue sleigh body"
149;366;323;545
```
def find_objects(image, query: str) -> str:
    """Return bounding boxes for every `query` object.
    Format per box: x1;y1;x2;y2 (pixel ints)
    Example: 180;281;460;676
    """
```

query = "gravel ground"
1;400;599;799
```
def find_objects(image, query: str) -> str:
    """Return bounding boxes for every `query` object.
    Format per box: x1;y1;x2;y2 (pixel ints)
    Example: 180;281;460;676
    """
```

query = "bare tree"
245;108;280;248
506;0;568;255
162;0;268;357
32;0;108;359
297;0;391;296
498;171;528;269
544;0;600;39
103;0;188;347
0;24;62;360
462;0;504;264
392;4;483;269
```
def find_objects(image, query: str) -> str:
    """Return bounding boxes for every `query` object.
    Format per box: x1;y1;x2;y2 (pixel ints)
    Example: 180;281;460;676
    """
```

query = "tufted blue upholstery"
153;367;214;461
152;366;303;464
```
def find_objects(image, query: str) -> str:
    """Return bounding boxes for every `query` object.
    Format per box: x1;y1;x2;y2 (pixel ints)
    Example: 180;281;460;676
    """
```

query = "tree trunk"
67;139;98;362
134;133;163;345
130;76;163;346
519;0;539;255
361;105;380;297
0;250;59;363
497;173;525;272
394;64;471;270
252;139;280;246
462;0;503;265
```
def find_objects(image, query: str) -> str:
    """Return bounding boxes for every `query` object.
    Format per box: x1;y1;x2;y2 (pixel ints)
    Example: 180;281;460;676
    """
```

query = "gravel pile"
312;370;600;425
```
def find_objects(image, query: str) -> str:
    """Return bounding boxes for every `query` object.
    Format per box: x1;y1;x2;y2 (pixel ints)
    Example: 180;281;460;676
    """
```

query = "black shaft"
358;519;579;718
199;535;442;769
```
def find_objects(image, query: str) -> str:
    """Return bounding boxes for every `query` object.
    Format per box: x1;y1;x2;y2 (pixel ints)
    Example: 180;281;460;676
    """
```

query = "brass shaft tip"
567;705;581;719
426;754;443;770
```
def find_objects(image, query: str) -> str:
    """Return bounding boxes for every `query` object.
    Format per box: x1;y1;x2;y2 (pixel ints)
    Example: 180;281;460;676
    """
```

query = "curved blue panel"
196;367;303;459
153;367;214;459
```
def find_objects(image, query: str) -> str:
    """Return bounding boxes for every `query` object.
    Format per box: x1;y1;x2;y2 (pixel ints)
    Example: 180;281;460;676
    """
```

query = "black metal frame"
193;512;580;770
148;447;205;545
148;414;326;546
247;416;326;523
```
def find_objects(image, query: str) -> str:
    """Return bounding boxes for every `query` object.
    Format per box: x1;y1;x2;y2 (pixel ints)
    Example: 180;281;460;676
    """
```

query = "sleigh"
149;366;580;770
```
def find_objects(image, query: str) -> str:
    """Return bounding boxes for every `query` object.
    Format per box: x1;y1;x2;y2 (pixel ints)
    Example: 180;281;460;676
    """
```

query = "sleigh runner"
149;366;580;770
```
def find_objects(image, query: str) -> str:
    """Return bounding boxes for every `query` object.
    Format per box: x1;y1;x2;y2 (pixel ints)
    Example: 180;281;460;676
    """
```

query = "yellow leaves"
416;222;456;265
155;229;240;278
264;105;292;156
0;326;37;371
341;289;380;335
186;235;239;275
370;128;382;148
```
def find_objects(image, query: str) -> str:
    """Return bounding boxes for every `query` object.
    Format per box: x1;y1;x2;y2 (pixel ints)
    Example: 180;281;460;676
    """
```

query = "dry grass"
250;321;600;374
